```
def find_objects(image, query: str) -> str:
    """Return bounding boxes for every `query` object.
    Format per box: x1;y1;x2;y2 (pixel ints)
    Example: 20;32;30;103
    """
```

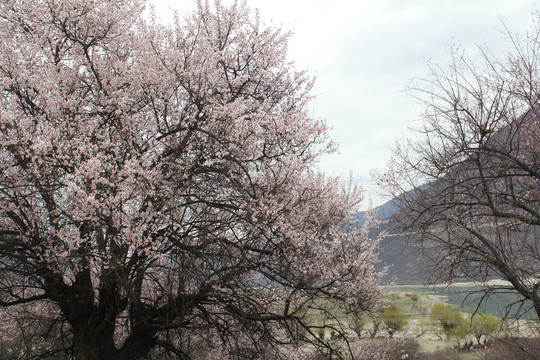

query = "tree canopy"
0;1;380;359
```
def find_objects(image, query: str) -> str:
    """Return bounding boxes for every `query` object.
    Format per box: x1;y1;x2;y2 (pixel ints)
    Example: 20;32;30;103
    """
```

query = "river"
389;282;537;320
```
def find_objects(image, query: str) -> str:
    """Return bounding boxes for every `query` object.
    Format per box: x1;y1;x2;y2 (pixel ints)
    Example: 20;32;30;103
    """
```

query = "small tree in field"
380;14;540;319
468;313;499;345
381;306;409;338
430;303;465;340
0;1;381;359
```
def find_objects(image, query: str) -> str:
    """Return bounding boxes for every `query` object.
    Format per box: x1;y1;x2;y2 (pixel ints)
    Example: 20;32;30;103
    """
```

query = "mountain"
356;198;430;285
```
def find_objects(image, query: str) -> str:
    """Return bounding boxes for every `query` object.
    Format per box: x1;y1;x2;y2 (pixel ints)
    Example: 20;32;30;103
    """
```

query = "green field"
307;289;540;359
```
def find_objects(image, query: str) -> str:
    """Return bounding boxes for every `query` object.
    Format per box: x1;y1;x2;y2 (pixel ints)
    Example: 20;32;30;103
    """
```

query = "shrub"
406;292;420;302
484;337;540;360
430;303;465;340
381;307;409;337
468;313;500;344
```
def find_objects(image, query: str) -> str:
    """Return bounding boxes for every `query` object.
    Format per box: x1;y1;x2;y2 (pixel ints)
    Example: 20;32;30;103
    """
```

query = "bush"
406;292;420;302
381;307;409;337
430;303;465;340
468;313;500;344
483;337;540;360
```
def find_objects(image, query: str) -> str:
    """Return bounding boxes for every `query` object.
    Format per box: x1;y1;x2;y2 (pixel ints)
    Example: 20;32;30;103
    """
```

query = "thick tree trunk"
72;325;108;360
73;343;102;360
496;262;540;320
531;293;540;320
72;320;155;360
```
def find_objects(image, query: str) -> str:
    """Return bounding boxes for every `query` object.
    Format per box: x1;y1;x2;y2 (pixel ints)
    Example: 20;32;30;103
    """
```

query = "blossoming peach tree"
0;1;380;359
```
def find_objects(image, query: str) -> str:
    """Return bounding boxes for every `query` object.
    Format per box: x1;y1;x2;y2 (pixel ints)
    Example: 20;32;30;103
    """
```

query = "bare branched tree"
380;15;540;319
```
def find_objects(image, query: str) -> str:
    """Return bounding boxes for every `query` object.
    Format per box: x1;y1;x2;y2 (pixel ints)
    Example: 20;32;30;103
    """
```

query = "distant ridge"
356;196;429;285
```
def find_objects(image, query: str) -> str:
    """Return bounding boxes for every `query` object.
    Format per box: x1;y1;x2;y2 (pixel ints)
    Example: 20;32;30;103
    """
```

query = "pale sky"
151;0;539;208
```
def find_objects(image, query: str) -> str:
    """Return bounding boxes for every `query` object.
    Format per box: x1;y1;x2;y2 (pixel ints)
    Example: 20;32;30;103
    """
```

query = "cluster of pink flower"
0;1;381;358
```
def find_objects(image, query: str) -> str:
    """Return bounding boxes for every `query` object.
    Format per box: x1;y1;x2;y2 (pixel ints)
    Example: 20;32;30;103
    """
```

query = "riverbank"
387;281;538;320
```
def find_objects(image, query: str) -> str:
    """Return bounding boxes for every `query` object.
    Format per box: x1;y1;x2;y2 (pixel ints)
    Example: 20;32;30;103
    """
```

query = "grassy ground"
308;289;539;358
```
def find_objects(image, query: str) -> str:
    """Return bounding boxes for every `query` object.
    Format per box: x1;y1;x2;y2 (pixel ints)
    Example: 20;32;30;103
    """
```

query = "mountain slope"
357;199;429;285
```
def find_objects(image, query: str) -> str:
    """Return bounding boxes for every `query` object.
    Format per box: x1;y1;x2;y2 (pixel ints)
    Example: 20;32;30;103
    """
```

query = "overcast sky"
151;0;539;208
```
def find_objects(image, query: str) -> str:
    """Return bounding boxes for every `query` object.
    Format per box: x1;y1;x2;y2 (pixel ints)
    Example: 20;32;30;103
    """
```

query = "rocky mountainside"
356;198;430;285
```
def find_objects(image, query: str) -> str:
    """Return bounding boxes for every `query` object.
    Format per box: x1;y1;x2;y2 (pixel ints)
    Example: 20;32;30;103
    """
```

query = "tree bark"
72;318;155;360
72;325;108;360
